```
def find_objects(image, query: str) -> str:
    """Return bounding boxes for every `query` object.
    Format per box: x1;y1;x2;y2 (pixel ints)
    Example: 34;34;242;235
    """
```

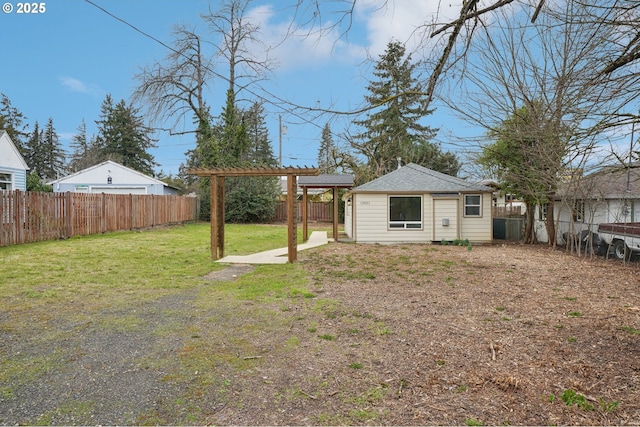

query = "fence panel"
0;190;198;247
274;201;333;222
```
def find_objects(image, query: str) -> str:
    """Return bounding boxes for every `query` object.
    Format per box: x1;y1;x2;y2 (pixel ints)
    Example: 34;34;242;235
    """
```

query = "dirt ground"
221;242;640;426
2;241;639;425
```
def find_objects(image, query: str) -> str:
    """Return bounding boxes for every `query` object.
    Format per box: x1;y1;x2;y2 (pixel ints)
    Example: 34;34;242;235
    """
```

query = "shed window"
0;173;12;191
389;196;422;229
573;200;584;222
464;194;482;217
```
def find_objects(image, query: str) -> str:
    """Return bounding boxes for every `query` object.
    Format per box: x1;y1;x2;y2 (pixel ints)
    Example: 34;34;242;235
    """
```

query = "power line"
83;0;329;134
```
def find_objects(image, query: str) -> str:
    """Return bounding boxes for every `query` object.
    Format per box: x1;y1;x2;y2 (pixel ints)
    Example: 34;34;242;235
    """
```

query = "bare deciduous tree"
446;1;628;244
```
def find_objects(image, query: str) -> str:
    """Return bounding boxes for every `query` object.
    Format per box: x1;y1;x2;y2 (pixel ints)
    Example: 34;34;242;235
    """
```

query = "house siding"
50;161;177;196
460;193;493;243
0;167;27;191
351;192;493;244
537;197;639;244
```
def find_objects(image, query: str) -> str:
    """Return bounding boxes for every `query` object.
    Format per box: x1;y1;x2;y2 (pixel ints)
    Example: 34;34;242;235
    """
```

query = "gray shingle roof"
352;163;492;193
298;174;354;188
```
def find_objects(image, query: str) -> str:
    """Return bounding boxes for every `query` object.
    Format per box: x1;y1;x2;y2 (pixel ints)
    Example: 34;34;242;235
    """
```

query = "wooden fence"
0;190;199;247
274;200;333;222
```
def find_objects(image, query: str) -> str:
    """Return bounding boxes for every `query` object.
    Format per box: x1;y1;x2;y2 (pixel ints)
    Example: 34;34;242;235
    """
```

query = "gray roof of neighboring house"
556;165;640;199
351;163;493;193
298;174;354;188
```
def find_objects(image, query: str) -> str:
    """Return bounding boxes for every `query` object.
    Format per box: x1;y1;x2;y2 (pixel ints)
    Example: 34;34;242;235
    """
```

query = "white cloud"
247;1;468;71
244;4;368;71
355;0;461;57
59;76;103;96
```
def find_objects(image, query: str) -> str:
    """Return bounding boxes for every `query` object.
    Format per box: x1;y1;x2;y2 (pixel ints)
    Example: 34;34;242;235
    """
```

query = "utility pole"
279;115;287;168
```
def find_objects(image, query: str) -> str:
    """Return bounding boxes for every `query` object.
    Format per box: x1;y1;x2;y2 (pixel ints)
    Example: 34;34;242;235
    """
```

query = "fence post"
16;190;24;245
64;192;72;238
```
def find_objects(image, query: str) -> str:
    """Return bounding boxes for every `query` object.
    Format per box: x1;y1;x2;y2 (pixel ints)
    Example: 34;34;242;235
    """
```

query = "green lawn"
0;222;321;318
0;222;328;424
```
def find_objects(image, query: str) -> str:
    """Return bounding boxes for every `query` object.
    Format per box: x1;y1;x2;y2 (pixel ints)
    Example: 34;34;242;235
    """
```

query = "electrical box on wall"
442;218;449;227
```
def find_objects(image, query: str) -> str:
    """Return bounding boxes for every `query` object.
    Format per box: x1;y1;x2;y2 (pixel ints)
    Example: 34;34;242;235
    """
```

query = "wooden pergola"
188;166;319;263
298;174;354;243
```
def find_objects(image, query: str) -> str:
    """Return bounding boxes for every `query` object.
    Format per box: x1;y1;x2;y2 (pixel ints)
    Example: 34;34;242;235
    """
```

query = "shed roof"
351;163;492;193
298;174;354;188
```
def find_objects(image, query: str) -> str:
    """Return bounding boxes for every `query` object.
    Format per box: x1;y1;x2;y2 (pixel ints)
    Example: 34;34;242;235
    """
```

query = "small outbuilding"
0;130;29;191
344;163;493;244
48;160;178;195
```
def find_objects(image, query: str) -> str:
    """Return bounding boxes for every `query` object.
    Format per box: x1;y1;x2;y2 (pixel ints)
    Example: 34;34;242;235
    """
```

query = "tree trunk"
523;201;537;244
544;198;556;247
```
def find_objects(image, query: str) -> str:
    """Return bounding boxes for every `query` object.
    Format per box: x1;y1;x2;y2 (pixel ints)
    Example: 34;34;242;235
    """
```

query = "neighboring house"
0;130;29;191
48;160;179;195
534;164;640;244
279;176;328;201
344;163;494;244
297;174;355;202
478;178;526;216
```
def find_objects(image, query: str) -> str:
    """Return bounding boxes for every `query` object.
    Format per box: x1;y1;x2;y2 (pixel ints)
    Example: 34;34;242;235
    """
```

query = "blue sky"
1;0;473;176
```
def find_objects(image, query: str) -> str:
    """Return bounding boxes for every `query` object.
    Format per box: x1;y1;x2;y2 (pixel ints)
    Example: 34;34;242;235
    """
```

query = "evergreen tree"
220;89;250;166
95;94;157;176
69;119;90;173
23;119;66;181
0;93;29;154
24;122;44;178
68;119;98;172
245;102;277;166
348;40;457;182
318;123;335;174
40;118;66;180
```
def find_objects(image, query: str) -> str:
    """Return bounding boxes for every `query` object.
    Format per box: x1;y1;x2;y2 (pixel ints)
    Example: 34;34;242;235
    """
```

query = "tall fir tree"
0;93;29;154
318;123;335;174
24;119;66;181
69;119;103;172
95;94;157;176
40;117;66;180
349;40;457;182
245;102;277;166
24;121;44;177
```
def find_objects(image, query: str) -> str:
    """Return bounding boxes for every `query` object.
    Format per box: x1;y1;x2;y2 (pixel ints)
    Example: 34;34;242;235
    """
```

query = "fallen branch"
299;389;318;400
490;342;496;361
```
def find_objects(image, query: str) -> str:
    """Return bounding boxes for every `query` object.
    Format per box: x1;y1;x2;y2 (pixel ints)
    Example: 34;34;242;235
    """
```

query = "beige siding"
353;193;430;243
351;191;493;244
459;192;493;243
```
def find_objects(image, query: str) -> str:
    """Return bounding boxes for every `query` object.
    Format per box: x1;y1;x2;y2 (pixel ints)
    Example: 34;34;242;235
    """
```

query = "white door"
433;198;459;241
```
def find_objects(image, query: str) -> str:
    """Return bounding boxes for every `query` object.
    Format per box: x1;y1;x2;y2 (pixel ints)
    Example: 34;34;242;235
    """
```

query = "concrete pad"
216;231;330;264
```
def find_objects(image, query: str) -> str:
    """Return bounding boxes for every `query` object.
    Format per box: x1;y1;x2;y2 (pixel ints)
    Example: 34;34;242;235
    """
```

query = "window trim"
463;194;482;217
0;171;13;191
388;195;423;230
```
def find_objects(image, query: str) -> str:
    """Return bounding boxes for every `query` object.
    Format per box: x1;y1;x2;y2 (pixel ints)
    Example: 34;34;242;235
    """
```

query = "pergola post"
333;186;339;242
209;174;227;260
287;174;297;263
217;176;225;258
302;186;308;242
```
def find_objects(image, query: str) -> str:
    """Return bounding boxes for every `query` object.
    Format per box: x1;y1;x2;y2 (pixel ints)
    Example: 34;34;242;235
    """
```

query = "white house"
48;160;179;195
0;130;29;191
344;163;494;244
535;164;640;244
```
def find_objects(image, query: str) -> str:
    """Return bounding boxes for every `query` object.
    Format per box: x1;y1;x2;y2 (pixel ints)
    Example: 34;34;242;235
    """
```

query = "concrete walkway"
216;231;331;264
